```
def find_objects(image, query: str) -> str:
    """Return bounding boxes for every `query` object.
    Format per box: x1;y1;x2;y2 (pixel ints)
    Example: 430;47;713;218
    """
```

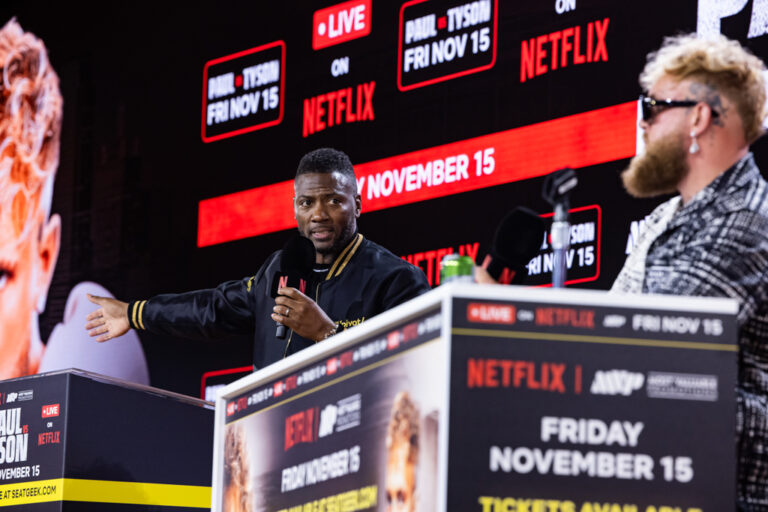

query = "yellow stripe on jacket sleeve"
131;302;139;330
137;300;147;330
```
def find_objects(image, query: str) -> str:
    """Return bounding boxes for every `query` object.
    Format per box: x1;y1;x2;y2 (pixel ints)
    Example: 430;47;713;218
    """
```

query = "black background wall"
4;0;768;397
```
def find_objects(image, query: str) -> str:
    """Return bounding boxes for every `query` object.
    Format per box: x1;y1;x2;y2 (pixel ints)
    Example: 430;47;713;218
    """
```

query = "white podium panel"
212;284;738;512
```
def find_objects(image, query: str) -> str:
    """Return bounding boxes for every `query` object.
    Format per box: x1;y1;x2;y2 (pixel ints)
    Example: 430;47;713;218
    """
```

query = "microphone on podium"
481;207;545;284
270;235;315;339
542;167;577;288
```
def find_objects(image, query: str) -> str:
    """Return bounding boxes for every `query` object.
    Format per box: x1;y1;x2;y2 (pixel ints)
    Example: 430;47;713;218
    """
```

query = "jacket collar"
668;152;757;229
325;233;364;281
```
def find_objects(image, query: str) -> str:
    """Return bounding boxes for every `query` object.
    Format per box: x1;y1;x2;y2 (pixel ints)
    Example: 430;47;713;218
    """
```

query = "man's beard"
621;134;689;198
310;223;357;256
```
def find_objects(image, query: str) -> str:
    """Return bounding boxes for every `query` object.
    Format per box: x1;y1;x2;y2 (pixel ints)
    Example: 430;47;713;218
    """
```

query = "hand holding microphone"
272;287;336;342
270;235;336;342
479;207;545;284
477;168;576;287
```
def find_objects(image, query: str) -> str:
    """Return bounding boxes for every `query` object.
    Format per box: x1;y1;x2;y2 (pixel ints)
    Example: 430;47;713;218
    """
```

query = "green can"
440;254;474;284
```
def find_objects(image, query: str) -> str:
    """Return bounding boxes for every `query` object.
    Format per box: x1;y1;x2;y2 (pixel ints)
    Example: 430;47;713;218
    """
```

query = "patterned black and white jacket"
612;153;768;510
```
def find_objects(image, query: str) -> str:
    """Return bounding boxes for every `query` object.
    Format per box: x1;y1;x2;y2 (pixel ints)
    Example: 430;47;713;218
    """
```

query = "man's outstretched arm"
85;295;130;342
84;276;260;342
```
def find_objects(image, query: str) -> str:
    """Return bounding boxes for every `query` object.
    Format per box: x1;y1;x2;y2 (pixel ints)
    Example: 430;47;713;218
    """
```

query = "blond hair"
640;33;767;143
223;425;253;512
0;18;62;240
386;391;419;464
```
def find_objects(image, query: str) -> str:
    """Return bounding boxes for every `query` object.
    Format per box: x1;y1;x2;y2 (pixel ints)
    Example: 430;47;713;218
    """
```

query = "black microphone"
542;167;578;214
542;167;578;288
271;235;315;339
481;207;545;284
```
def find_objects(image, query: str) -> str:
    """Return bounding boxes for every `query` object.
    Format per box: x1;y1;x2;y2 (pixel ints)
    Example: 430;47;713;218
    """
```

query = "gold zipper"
282;330;294;359
314;282;322;343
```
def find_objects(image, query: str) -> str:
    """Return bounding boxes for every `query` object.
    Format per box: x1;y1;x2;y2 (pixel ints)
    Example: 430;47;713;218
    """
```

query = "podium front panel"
0;373;68;510
216;308;445;512
0;370;214;511
213;284;739;512
448;294;737;511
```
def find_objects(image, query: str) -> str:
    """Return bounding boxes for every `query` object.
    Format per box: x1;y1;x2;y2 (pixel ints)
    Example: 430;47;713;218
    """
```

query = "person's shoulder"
359;237;428;278
748;169;768;216
649;196;681;217
696;204;768;255
243;250;282;289
360;237;408;266
265;249;282;266
255;250;281;272
714;171;768;225
716;159;768;214
356;238;431;297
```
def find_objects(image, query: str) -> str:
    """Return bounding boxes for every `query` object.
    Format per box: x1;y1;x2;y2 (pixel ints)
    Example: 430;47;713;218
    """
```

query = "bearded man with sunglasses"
612;34;768;508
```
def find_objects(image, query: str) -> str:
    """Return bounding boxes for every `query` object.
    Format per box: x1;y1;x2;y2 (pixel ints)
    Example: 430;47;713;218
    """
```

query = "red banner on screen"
197;101;637;247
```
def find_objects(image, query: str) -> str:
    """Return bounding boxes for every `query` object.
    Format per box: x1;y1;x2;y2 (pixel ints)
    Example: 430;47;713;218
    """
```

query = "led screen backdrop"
2;0;768;397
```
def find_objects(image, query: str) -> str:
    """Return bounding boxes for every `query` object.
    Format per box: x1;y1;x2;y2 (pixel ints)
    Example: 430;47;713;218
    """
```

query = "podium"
212;283;738;511
0;369;214;510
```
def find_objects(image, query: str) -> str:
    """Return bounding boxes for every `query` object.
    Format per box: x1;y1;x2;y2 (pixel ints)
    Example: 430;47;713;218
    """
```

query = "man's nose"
310;202;329;221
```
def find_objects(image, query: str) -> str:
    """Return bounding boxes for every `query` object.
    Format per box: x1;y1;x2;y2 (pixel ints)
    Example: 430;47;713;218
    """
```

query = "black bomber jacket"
127;234;431;370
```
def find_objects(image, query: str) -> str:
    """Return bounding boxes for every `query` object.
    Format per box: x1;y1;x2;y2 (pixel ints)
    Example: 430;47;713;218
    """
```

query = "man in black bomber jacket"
85;148;430;370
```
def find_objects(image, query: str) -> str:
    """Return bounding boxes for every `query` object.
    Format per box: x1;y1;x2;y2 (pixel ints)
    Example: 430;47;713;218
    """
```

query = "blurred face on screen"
621;76;692;198
222;425;253;512
294;171;361;264
386;442;416;512
385;391;418;512
0;20;63;378
0;201;59;378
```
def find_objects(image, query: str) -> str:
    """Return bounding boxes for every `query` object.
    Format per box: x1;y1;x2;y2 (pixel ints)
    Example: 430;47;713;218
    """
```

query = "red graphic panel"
467;303;516;324
197;101;636;247
313;0;372;50
42;404;60;418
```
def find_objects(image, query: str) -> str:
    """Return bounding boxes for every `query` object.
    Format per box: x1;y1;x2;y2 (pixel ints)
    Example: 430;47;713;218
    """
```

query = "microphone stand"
543;168;578;289
550;202;569;289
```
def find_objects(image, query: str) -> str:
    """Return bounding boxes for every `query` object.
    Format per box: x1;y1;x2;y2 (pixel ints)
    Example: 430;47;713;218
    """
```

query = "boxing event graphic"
219;311;443;511
1;0;767;397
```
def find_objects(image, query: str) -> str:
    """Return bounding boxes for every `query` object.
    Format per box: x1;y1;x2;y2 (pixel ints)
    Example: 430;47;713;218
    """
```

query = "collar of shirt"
312;264;331;282
669;152;756;229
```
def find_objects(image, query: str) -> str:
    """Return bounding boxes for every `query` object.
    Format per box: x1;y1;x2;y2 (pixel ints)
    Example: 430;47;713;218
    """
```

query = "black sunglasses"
639;94;720;123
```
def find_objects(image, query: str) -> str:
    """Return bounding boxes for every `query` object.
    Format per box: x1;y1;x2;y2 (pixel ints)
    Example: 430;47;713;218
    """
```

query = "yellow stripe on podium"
0;479;63;506
0;478;211;508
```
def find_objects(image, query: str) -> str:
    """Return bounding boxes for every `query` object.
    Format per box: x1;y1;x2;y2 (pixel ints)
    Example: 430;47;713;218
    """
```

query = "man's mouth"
310;228;333;242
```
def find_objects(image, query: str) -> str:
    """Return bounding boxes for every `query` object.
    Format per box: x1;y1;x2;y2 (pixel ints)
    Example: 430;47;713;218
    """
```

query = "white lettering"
405;15;437;44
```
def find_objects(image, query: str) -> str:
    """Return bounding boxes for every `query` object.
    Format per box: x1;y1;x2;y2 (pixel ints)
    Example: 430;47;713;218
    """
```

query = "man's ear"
690;102;713;134
354;194;361;218
35;213;61;313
